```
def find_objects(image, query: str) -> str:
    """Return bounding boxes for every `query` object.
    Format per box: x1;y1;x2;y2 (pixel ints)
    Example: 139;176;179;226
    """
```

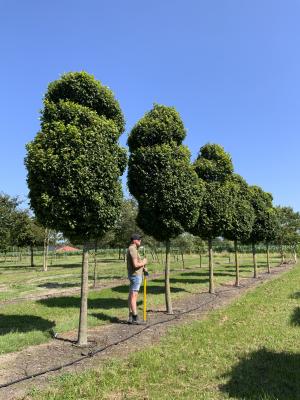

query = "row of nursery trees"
24;71;300;345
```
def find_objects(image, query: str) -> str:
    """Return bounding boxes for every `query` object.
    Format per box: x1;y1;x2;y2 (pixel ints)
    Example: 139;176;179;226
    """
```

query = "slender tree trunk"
280;245;285;264
165;239;173;314
234;240;239;287
78;244;89;346
208;238;214;294
293;248;297;263
181;252;185;270
43;228;49;272
93;240;98;289
199;252;202;268
266;243;271;273
252;242;257;278
30;245;34;268
118;247;121;260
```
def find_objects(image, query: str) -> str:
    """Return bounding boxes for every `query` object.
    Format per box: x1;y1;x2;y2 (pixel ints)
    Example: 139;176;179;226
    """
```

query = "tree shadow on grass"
290;307;300;326
151;277;210;285
37;282;79;289
290;292;300;299
111;284;187;295
220;348;300;400
0;314;55;335
38;296;129;309
181;270;236;277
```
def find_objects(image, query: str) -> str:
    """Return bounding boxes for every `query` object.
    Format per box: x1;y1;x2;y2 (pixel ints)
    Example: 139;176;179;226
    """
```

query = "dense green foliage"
223;175;255;243
42;71;125;133
0;193;19;250
194;143;233;183
128;104;203;242
25;72;127;242
192;144;234;239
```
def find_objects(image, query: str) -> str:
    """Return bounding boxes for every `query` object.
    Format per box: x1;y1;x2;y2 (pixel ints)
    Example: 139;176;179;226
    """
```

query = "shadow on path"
221;348;300;399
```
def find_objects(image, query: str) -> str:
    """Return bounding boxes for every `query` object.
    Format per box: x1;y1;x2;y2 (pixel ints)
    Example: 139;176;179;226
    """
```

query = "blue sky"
1;0;299;211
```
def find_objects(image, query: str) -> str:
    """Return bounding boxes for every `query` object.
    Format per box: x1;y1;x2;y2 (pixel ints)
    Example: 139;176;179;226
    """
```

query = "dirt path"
0;263;295;400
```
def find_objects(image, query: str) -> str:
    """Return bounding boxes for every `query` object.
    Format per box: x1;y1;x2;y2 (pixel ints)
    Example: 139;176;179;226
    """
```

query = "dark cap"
131;233;142;241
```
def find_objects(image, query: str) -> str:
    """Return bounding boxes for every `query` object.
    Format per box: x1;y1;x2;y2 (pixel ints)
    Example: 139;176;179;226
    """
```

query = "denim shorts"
128;274;142;292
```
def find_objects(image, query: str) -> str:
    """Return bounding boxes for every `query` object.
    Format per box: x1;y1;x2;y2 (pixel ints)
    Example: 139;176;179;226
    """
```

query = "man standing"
127;233;147;324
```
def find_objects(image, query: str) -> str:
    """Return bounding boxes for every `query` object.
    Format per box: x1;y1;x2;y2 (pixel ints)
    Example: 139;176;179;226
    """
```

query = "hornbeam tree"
128;104;203;314
275;206;300;263
264;207;280;273
244;186;274;278
223;175;255;286
25;72;126;345
192;143;233;293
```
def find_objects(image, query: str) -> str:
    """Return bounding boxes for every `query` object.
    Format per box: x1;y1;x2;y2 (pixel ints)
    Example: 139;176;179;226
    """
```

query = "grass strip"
30;263;300;400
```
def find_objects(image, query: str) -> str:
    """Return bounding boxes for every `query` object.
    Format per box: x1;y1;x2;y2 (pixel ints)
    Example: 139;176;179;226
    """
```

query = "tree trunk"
93;240;98;289
234;240;239;287
43;228;49;272
118;247;121;260
30;245;34;268
266;243;271;273
77;244;89;346
293;248;297;263
208;238;214;294
165;239;173;314
252;242;257;278
199;252;202;268
181;252;185;270
280;245;285;264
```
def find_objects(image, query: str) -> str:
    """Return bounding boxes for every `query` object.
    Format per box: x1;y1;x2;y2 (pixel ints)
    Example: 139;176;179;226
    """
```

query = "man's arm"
132;256;147;270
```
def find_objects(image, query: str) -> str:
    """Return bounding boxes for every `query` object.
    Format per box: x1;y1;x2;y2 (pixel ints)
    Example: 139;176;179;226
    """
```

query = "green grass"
29;262;300;400
0;253;281;357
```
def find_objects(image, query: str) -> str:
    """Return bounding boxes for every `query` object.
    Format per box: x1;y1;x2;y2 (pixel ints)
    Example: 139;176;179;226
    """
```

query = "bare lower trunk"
93;241;98;289
199;253;202;268
30;245;34;268
293;248;297;263
77;244;89;346
252;242;257;278
165;239;173;314
43;228;49;272
181;252;185;270
266;243;271;273
234;240;239;287
280;246;285;264
208;238;214;293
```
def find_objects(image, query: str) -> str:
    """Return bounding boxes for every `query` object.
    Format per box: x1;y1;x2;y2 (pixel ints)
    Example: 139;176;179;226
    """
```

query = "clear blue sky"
1;0;300;211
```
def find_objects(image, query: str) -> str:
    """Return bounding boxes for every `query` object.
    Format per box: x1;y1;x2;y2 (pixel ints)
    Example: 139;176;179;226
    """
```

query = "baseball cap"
131;233;142;241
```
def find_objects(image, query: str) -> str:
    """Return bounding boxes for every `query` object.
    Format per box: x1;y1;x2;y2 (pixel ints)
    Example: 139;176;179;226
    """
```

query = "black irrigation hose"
0;293;220;390
0;262;290;390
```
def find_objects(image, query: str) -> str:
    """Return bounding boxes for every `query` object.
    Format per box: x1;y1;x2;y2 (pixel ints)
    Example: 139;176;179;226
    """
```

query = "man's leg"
129;290;138;316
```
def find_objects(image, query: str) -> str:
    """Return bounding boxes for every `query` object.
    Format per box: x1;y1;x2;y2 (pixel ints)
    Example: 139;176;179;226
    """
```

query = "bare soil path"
0;263;294;400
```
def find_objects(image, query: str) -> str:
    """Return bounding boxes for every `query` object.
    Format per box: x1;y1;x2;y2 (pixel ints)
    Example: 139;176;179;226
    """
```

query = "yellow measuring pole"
143;273;147;322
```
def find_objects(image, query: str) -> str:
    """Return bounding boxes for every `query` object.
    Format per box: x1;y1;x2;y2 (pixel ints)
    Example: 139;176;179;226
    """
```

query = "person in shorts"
127;233;147;324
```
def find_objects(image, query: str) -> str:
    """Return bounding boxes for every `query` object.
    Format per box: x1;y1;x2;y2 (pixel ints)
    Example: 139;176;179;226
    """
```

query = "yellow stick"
143;275;147;322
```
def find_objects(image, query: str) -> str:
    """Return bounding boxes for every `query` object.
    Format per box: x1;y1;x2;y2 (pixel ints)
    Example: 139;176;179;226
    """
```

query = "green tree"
275;206;300;263
223;175;255;286
192;143;234;293
264;207;280;272
11;211;45;267
25;71;126;345
244;186;274;277
128;104;203;313
0;193;20;254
